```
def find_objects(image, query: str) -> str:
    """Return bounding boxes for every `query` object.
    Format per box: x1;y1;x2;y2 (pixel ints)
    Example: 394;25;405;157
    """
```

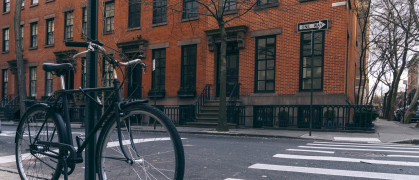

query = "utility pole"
85;0;98;179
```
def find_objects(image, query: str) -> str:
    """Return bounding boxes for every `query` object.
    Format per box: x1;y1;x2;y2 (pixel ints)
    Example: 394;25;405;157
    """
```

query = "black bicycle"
15;41;185;180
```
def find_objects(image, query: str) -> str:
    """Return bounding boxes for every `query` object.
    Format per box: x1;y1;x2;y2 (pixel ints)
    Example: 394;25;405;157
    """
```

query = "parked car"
394;105;419;122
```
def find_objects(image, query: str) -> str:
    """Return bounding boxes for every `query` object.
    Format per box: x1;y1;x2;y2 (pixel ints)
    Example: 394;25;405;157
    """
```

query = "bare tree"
14;0;26;118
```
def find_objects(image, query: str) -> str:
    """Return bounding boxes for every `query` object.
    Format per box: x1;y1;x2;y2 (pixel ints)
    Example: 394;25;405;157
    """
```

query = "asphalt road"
2;124;419;179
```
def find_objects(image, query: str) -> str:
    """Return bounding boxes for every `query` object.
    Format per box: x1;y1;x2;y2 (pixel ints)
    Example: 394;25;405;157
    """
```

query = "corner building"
0;0;359;127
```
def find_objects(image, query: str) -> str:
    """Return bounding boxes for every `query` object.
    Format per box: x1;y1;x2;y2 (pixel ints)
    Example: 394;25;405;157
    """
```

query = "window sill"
224;10;238;15
127;27;141;32
299;0;316;2
44;44;54;48
64;38;73;42
2;11;10;15
30;3;39;8
46;0;56;3
254;2;279;11
1;51;9;54
148;90;166;98
181;17;199;23
29;47;38;50
103;31;114;35
151;22;167;28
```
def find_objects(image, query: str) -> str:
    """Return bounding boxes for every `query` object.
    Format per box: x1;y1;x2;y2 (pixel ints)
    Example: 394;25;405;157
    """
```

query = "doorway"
216;42;239;97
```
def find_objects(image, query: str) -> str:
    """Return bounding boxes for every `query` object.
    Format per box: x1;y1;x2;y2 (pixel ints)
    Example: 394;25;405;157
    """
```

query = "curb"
392;139;419;145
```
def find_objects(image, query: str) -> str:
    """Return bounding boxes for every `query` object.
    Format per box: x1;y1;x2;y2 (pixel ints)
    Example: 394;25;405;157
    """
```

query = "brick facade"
0;0;359;106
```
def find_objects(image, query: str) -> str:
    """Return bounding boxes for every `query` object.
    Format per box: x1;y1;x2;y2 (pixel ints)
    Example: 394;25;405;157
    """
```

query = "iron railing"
193;84;211;118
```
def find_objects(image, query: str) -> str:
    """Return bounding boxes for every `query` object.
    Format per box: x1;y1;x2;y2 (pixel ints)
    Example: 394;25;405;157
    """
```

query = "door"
128;66;142;99
216;42;239;97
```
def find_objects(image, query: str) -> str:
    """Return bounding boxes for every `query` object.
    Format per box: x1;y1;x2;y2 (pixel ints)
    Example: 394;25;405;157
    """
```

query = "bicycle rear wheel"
97;103;185;180
15;104;65;180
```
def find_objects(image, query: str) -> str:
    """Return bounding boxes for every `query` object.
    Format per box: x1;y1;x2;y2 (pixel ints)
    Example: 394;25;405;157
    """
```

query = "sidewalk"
2;118;417;143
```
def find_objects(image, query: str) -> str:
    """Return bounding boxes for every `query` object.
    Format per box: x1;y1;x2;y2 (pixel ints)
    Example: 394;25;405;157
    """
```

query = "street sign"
297;20;329;32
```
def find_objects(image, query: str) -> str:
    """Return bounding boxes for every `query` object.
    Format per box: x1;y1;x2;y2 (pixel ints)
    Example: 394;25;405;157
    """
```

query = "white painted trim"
332;1;347;7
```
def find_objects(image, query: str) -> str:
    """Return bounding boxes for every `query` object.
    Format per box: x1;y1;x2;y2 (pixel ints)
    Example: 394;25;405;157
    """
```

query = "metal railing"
193;84;211;118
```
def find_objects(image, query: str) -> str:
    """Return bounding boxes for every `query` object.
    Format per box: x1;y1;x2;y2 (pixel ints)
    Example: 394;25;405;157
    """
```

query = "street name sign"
297;20;329;32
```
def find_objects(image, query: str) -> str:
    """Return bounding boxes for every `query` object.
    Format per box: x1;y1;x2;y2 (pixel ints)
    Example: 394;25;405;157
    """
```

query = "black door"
216;42;239;97
128;66;142;99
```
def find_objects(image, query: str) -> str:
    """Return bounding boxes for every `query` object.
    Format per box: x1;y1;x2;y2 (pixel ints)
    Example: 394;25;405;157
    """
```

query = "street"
1;124;419;179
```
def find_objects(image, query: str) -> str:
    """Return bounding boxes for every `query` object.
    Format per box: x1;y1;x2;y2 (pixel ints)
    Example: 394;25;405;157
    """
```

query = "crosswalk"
226;140;419;180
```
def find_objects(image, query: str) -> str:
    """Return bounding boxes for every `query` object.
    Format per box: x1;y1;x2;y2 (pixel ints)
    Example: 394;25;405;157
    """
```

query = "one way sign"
297;20;329;32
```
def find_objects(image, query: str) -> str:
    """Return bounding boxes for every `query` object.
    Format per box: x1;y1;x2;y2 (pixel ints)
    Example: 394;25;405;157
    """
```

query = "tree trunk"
216;21;229;131
14;0;26;118
404;85;419;124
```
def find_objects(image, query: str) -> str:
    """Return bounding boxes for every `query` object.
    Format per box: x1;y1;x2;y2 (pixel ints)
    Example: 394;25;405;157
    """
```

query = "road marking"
273;154;419;167
298;145;419;154
333;137;381;143
248;163;419;180
224;178;245;180
286;149;334;154
307;143;419;150
314;141;417;147
107;138;186;148
388;155;419;158
0;154;17;164
0;131;16;137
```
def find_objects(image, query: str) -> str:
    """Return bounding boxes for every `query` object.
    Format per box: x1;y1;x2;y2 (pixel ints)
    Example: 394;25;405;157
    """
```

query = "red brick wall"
0;0;358;104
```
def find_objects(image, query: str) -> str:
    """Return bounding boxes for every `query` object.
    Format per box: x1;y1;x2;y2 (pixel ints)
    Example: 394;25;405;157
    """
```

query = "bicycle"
15;40;185;180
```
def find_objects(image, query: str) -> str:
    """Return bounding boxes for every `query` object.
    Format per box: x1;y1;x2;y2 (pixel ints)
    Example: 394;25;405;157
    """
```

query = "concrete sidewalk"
2;118;418;143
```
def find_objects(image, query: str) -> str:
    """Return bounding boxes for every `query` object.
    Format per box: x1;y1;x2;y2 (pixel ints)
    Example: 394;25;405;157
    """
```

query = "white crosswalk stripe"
244;141;419;179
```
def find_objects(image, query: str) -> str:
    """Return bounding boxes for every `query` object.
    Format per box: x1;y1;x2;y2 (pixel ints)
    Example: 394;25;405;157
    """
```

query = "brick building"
0;0;361;128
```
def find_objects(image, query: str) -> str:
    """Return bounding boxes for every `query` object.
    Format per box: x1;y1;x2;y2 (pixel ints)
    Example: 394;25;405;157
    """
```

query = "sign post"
85;0;98;179
297;20;329;136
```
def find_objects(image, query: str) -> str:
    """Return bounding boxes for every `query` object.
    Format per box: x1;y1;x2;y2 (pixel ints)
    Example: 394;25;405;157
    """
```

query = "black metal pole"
403;83;407;123
309;31;314;136
85;0;98;179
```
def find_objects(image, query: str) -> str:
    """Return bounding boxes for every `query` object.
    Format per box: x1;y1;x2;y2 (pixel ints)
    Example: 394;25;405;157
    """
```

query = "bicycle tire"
96;103;185;180
15;104;66;180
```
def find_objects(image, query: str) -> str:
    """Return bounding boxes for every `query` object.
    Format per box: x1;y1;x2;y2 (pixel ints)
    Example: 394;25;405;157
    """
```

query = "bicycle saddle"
43;63;74;76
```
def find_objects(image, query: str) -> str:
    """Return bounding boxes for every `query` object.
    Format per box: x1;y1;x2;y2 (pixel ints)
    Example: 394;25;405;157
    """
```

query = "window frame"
180;45;197;91
2;69;8;98
64;11;74;40
45;71;53;96
30;22;38;48
182;0;198;19
31;0;38;5
153;0;167;24
102;57;114;87
299;31;325;92
225;0;236;11
29;67;37;97
254;36;276;93
2;28;9;52
82;8;87;37
3;0;10;13
104;2;115;33
46;18;54;45
257;0;277;6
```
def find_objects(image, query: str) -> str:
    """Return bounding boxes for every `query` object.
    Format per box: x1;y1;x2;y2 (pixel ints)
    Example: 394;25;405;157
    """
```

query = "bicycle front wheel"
15;104;65;180
97;103;185;180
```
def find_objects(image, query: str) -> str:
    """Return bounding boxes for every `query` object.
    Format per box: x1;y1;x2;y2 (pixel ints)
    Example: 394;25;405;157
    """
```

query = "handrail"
0;95;13;108
193;84;211;118
227;82;240;106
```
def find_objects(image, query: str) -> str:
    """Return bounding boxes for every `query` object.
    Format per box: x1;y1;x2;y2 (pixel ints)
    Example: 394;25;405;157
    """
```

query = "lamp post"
403;80;407;123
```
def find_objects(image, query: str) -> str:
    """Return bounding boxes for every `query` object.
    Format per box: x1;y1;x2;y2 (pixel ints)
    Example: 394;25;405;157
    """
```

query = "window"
46;19;54;45
225;0;236;11
19;25;23;48
128;0;141;28
30;22;38;48
64;11;73;40
81;58;87;88
2;69;8;98
22;0;24;8
180;45;196;91
82;8;87;36
3;0;10;12
31;0;38;5
151;49;166;92
255;36;276;92
182;0;198;19
104;2;115;33
153;0;166;24
2;28;9;52
29;67;37;97
257;0;276;6
45;71;53;96
300;31;324;91
102;58;113;87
